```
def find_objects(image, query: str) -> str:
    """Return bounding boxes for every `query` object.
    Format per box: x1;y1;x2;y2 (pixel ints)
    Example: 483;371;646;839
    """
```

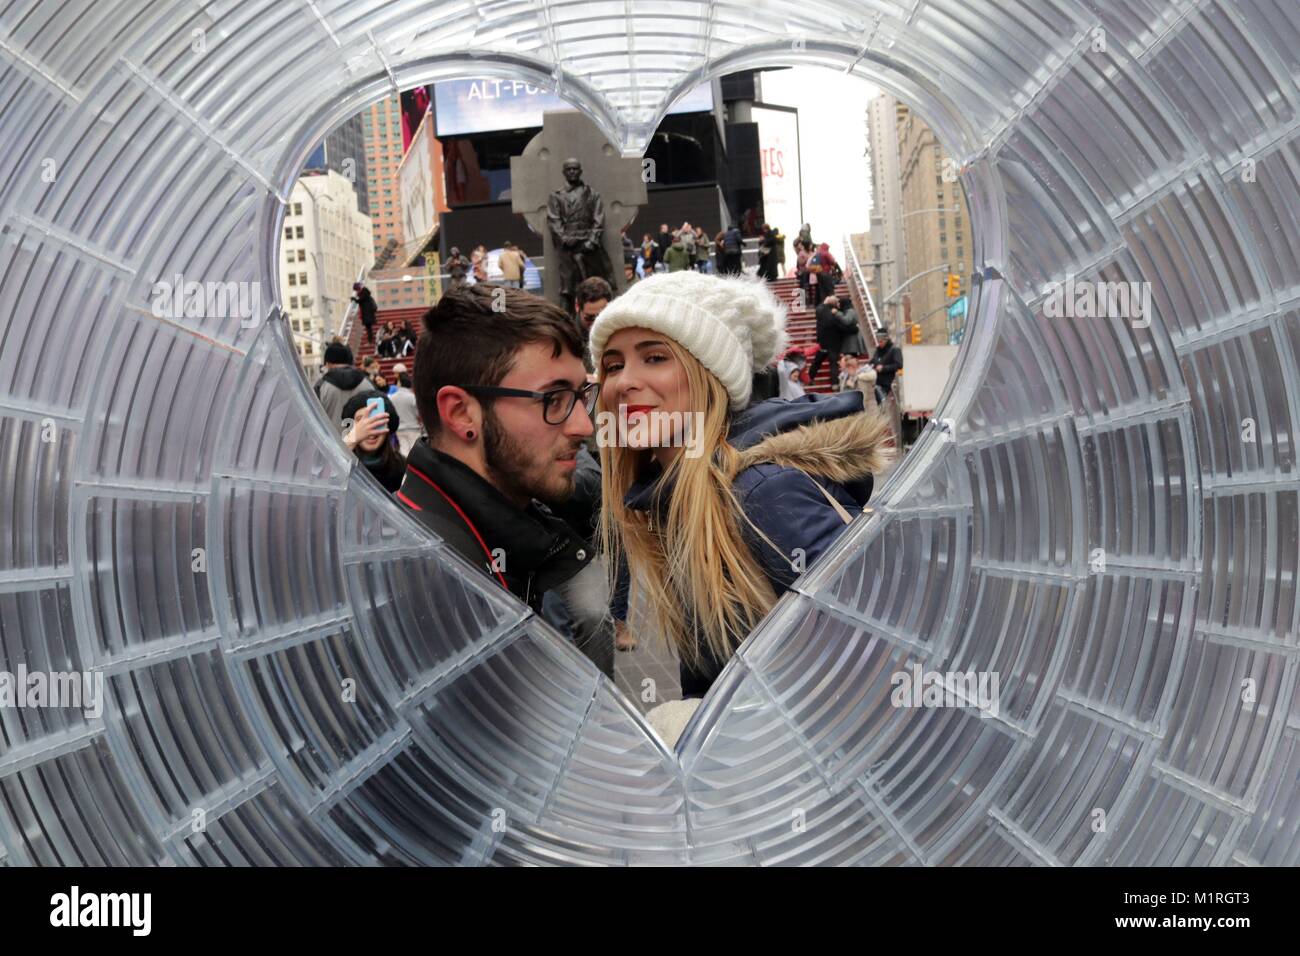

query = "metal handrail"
842;234;883;338
335;264;367;345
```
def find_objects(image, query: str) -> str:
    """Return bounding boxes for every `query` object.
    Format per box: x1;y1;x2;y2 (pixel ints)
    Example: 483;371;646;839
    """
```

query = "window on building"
297;250;306;262
295;226;304;239
290;296;299;308
299;272;308;285
284;226;293;240
293;202;303;216
286;250;295;263
288;274;297;286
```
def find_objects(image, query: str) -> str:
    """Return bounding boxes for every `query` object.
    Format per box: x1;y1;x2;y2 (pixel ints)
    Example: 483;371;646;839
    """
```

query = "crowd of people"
440;241;534;291
374;322;416;359
772;316;902;407
438;218;803;292
316;225;903;745
623;220;788;280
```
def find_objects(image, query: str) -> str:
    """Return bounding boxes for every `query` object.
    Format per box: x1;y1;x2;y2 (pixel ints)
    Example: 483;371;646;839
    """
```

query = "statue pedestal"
510;111;647;308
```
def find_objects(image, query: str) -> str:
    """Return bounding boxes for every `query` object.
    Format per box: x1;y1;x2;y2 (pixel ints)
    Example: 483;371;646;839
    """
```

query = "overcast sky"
757;67;879;247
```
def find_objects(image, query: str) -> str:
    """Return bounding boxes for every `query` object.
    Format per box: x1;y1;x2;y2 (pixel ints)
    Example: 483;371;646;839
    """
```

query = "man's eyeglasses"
458;381;599;425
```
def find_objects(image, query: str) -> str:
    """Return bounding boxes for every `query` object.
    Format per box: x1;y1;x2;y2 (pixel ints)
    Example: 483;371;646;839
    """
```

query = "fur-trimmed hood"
732;391;894;483
622;389;894;515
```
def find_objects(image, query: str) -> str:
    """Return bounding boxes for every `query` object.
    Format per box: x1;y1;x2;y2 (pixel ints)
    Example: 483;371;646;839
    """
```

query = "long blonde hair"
596;338;780;672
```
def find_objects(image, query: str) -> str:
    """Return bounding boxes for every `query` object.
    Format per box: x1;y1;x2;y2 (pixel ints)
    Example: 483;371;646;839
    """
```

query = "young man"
572;276;612;375
809;294;848;390
498;240;526;288
870;326;904;406
574;276;612;336
654;223;673;267
313;342;369;424
445;246;470;288
720;223;744;275
398;285;612;675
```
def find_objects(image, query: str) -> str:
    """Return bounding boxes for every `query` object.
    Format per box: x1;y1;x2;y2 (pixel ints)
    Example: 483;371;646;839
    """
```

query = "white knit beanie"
588;271;788;410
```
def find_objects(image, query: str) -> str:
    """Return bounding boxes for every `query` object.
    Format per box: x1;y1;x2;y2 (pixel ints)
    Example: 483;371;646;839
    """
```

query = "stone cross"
510;110;647;306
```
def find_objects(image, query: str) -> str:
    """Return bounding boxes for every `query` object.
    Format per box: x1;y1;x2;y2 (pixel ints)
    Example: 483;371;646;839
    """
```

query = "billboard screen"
751;104;803;256
399;110;440;261
434;78;714;138
401;85;433;153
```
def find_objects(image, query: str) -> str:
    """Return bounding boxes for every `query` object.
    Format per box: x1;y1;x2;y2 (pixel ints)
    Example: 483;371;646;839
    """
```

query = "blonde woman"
590;271;893;708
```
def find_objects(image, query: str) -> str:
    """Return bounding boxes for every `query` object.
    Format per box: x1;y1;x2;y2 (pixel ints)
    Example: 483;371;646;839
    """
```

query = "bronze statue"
547;158;615;315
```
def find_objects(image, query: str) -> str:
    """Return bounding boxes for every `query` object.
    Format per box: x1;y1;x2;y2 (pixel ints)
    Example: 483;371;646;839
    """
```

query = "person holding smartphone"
341;392;407;493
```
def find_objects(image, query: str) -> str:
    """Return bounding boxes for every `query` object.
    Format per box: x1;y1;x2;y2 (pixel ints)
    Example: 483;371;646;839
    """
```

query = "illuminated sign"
435;78;714;137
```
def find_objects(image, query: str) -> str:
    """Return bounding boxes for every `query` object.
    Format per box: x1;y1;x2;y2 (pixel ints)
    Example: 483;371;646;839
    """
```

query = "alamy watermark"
1042;274;1151;328
890;663;1001;718
593;407;706;460
0;665;104;719
151;275;263;327
50;886;150;936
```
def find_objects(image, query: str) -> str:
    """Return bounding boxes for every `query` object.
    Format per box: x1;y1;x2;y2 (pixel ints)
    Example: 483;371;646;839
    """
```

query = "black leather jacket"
872;341;904;394
396;439;593;614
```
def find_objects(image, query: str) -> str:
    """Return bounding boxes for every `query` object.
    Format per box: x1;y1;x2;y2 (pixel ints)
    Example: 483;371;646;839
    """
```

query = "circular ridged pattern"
0;0;1296;865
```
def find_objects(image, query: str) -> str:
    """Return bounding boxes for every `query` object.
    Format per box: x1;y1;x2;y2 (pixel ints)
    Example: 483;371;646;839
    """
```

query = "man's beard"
481;406;578;507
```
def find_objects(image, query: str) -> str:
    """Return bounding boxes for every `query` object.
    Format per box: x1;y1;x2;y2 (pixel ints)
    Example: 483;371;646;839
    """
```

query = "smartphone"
366;397;387;425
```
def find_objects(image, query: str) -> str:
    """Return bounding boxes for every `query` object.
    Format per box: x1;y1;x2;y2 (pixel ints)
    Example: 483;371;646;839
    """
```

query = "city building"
897;104;974;344
848;230;883;317
279;170;373;371
866;93;908;329
302;114;370;217
362;95;407;262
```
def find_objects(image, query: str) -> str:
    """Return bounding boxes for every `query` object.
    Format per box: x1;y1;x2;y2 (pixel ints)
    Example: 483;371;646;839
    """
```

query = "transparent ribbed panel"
0;0;1296;866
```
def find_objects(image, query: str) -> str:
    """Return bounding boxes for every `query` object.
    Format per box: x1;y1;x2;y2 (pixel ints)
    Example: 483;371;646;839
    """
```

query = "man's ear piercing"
466;429;475;440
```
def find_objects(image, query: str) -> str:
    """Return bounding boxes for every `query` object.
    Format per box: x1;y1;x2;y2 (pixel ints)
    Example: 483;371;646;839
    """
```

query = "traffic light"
945;273;961;298
910;324;922;344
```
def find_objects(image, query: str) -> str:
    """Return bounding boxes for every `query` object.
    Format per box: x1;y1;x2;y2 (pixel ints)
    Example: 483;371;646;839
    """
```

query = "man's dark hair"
575;276;613;310
413;284;584;436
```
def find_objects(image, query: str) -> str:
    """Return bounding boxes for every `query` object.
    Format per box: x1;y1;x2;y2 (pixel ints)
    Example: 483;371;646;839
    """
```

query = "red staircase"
348;306;428;381
768;276;858;393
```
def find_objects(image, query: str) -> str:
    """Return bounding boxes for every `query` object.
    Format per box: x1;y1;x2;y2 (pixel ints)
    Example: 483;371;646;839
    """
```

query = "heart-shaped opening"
282;64;975;757
6;0;1289;868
